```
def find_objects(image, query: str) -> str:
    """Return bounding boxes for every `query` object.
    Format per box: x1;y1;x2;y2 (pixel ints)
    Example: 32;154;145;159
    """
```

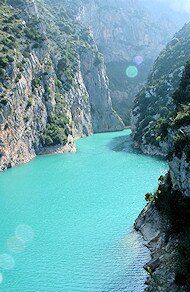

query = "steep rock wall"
0;0;123;171
134;60;190;291
132;23;190;155
77;0;189;124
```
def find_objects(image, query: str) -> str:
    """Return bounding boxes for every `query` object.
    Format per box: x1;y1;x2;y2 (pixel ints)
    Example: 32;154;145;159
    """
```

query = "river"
0;130;167;291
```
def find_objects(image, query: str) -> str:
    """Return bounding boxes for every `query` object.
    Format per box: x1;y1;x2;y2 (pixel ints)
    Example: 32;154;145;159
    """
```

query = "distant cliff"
0;0;123;171
76;0;189;124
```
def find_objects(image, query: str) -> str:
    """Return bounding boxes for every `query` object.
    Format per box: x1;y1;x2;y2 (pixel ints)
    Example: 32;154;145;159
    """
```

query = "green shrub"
7;55;14;63
0;56;9;69
0;68;5;76
82;93;88;102
15;72;22;82
155;117;168;139
0;98;8;106
172;105;190;128
26;95;33;109
173;60;190;106
42;123;67;146
171;132;190;161
145;192;155;202
46;86;51;95
31;77;41;91
155;173;190;234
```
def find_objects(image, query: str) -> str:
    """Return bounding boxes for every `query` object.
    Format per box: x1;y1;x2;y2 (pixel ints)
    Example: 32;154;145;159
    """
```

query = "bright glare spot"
15;224;34;243
126;66;138;78
7;236;25;254
0;273;3;284
0;254;15;270
133;55;143;65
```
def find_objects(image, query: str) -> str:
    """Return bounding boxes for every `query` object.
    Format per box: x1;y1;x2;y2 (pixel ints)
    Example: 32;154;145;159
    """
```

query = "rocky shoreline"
37;135;76;155
0;136;76;172
134;203;186;292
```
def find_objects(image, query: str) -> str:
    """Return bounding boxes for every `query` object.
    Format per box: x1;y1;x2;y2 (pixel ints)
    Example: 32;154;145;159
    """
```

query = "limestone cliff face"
169;151;190;197
166;66;190;197
134;202;180;292
132;23;190;156
0;0;123;171
79;45;123;132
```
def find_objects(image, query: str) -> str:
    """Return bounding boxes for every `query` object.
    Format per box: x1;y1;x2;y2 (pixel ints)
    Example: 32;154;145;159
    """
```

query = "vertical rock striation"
0;0;124;171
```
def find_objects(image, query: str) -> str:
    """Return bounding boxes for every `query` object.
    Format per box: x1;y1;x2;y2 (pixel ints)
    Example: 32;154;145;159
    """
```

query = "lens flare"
126;66;138;78
0;254;15;270
7;236;25;254
15;224;34;243
133;55;143;65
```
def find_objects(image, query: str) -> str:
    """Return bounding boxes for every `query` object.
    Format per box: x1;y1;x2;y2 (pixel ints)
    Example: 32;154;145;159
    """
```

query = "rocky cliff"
0;0;123;171
134;59;190;291
76;0;189;124
132;22;190;156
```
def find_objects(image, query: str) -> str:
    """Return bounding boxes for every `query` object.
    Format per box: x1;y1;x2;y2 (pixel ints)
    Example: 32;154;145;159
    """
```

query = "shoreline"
134;203;179;291
0;128;130;172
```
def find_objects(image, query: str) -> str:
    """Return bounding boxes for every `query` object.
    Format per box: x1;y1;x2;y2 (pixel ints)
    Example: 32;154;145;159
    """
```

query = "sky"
158;0;190;13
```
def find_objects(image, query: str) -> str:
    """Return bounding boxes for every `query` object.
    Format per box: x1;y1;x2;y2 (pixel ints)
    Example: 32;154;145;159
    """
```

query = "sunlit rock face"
131;22;190;156
76;0;189;124
0;0;123;171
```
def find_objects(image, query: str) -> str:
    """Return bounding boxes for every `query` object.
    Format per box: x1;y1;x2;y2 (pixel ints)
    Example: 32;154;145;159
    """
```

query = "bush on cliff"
155;173;190;234
42;123;67;147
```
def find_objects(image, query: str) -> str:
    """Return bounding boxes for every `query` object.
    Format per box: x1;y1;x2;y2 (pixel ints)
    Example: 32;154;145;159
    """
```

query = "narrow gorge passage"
0;130;167;291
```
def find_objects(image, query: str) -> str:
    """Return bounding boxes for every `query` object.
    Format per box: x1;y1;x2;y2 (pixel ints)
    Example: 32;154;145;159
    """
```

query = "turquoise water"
0;130;167;291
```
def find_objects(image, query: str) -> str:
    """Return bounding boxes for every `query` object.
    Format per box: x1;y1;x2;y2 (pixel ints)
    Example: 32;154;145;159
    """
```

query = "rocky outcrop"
134;59;190;291
0;0;123;171
135;203;180;292
169;151;190;197
79;45;123;132
132;23;190;155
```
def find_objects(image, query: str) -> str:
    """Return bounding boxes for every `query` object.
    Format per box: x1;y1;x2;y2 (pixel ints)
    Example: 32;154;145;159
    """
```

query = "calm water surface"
0;130;167;291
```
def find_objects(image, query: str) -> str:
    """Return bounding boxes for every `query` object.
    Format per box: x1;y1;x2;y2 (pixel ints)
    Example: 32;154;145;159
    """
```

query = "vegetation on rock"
132;23;190;150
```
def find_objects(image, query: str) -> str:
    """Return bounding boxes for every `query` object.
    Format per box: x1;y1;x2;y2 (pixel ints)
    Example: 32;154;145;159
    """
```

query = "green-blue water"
0;130;167;291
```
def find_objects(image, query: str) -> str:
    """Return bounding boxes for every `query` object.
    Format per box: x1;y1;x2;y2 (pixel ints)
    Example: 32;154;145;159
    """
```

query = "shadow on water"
107;133;167;162
107;133;141;155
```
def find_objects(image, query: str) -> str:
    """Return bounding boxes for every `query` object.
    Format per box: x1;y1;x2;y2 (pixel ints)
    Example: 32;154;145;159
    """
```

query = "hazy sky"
158;0;190;13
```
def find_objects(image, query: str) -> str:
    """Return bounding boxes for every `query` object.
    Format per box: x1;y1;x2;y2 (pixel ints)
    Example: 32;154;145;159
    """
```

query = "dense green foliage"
133;23;190;146
42;122;67;146
41;98;70;147
170;132;190;161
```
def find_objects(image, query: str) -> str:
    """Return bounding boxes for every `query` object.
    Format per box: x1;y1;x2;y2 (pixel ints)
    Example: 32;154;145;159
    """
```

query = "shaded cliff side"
134;60;190;291
0;0;123;171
